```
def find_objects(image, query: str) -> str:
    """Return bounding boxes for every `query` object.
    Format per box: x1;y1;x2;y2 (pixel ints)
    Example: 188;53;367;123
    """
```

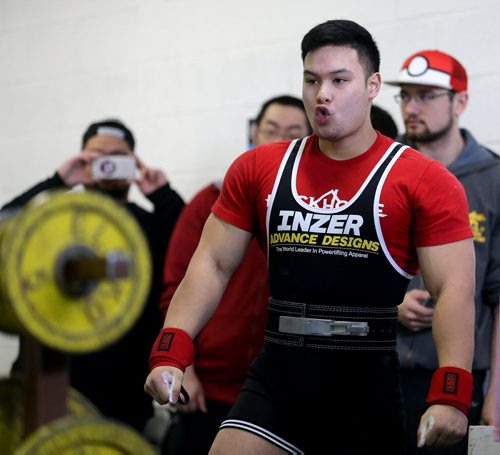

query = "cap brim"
383;79;450;89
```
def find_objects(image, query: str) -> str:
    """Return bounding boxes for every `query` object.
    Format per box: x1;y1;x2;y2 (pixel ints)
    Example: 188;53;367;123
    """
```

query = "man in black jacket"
2;119;184;433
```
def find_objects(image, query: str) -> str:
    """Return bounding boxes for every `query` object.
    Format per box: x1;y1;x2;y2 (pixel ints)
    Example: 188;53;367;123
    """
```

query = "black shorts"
221;342;407;454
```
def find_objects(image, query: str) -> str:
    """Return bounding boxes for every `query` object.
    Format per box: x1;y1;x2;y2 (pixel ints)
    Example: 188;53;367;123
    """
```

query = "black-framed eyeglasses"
394;90;455;105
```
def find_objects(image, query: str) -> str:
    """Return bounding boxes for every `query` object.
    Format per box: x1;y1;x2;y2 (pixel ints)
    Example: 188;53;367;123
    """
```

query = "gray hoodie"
397;129;500;370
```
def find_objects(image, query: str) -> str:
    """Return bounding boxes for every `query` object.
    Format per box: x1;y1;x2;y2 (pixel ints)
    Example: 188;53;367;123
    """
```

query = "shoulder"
391;145;466;206
396;144;448;179
234;141;291;165
225;140;299;183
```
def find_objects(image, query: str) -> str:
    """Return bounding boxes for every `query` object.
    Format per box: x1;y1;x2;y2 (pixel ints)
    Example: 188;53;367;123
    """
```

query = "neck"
414;128;464;168
318;127;378;161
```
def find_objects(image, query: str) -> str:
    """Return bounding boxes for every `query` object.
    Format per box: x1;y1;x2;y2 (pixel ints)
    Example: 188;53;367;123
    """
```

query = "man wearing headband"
2;118;185;435
387;50;500;454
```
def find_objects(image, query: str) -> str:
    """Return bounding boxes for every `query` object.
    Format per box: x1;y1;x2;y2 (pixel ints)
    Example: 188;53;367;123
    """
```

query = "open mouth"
315;106;330;123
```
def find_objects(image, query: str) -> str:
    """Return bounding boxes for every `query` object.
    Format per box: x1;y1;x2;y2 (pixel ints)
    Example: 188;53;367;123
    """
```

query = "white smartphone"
92;156;137;180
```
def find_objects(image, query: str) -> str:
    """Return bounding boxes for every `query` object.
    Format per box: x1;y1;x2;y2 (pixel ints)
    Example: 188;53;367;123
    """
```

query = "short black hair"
371;104;399;139
255;95;312;134
301;19;380;77
82;119;135;151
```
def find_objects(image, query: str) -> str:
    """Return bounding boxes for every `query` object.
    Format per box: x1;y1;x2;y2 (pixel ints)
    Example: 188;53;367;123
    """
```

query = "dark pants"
162;399;232;455
399;368;485;455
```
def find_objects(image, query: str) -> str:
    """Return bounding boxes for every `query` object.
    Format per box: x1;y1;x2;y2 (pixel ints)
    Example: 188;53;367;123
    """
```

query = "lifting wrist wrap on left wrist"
149;327;194;373
426;366;473;415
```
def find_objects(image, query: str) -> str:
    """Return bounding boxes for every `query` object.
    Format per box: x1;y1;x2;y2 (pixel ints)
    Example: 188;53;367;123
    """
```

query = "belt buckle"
330;320;369;336
278;316;369;337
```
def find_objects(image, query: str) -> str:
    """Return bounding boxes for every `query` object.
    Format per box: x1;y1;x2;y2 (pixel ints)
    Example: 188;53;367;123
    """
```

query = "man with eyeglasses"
159;95;311;454
387;49;500;454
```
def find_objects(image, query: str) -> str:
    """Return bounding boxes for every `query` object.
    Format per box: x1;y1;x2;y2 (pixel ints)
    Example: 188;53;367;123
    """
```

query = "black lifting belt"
265;298;398;351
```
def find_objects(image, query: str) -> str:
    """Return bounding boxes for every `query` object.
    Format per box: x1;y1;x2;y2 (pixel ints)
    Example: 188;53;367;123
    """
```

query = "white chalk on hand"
417;415;435;448
161;371;176;403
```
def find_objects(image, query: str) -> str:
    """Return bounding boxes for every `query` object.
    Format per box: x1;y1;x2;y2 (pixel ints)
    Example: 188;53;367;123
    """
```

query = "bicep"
193;213;253;278
417;238;475;299
164;214;253;333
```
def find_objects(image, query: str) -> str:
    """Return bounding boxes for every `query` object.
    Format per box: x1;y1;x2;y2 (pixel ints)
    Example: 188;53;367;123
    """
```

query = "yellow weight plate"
0;213;25;333
1;190;152;353
0;376;100;451
15;414;157;454
0;377;23;454
67;387;100;416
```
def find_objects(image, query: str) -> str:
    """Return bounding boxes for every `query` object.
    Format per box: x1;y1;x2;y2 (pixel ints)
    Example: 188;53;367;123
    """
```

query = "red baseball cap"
385;50;468;92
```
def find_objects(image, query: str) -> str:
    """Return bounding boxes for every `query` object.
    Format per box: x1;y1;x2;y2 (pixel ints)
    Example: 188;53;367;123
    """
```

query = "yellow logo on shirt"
469;211;486;243
271;210;380;255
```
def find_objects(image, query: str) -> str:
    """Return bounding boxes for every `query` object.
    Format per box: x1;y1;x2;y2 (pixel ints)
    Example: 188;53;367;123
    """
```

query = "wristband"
149;327;194;373
426;366;473;415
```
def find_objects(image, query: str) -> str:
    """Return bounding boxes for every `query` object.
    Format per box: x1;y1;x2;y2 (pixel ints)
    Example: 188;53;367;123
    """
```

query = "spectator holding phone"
2;119;185;434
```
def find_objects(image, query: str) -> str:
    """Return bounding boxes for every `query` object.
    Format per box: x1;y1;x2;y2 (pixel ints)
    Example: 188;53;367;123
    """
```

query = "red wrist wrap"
426;366;473;415
149;328;194;373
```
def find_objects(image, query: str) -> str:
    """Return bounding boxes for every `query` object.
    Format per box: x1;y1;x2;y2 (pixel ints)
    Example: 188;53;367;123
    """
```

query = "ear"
453;91;468;116
367;72;382;101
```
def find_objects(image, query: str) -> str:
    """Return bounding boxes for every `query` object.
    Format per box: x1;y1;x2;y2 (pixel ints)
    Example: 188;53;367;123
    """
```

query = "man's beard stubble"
405;114;453;144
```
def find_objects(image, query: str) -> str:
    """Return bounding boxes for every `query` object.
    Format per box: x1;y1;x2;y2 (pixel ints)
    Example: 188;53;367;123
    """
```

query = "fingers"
418;406;468;447
144;367;184;406
419;414;458;447
161;371;183;404
133;155;145;169
198;394;208;413
144;377;169;405
80;150;101;162
408;313;434;331
179;392;198;413
417;415;435;447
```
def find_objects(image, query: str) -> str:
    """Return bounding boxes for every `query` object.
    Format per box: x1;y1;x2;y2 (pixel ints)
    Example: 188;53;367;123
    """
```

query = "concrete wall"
1;0;499;373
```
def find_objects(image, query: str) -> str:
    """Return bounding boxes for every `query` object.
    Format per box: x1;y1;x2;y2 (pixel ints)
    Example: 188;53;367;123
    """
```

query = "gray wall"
1;0;499;373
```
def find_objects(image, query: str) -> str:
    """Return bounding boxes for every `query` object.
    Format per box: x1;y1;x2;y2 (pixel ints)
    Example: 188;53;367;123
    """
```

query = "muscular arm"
418;238;475;370
164;213;252;335
416;238;475;447
160;186;216;319
145;214;252;404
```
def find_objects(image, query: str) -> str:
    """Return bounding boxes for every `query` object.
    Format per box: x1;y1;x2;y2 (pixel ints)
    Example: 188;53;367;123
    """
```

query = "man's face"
397;84;459;143
83;135;133;200
252;103;310;146
302;45;379;142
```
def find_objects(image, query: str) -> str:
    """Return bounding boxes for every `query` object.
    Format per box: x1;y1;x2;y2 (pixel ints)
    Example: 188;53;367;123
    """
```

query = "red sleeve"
159;184;220;319
412;160;472;247
212;149;258;232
